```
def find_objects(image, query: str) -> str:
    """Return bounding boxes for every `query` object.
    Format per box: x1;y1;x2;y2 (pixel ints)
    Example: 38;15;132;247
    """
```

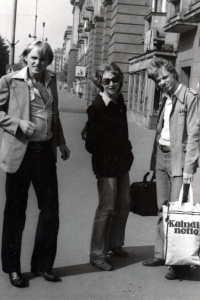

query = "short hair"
20;40;54;65
92;62;124;92
148;57;179;82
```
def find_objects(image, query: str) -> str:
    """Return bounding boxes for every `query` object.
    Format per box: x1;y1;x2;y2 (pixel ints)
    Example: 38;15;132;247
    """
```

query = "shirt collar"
99;92;116;106
12;66;55;87
164;84;182;101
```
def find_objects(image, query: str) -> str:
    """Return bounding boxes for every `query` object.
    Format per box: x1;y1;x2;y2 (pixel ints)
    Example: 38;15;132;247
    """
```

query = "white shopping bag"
163;184;200;265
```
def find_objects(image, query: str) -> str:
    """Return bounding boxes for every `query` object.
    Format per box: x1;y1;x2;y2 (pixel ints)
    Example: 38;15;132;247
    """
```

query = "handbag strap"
143;172;150;183
178;183;193;208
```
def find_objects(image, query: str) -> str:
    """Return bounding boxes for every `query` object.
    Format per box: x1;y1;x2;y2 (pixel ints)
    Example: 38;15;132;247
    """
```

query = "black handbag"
81;124;87;140
130;172;158;216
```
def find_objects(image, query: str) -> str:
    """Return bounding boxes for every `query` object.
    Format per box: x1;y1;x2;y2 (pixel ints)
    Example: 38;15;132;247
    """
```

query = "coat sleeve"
56;116;66;146
50;77;66;146
85;106;104;154
184;90;200;174
0;75;21;135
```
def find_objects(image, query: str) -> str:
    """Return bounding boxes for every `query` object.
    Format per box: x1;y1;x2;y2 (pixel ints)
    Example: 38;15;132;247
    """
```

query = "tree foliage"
0;35;9;77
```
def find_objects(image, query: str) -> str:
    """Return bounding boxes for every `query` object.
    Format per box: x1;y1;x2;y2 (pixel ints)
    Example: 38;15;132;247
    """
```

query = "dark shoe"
39;271;62;282
165;269;182;280
9;272;26;288
90;258;112;271
111;247;127;256
143;258;165;267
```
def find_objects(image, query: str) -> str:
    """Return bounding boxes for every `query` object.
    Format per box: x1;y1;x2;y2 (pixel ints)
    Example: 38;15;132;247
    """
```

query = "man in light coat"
0;41;70;287
143;57;200;279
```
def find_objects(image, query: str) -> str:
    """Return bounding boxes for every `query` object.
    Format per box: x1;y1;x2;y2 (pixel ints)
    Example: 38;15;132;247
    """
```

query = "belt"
158;143;171;153
28;139;52;151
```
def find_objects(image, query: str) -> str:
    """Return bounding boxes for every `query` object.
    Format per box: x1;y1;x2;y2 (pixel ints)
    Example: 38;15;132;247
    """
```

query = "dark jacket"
86;93;133;177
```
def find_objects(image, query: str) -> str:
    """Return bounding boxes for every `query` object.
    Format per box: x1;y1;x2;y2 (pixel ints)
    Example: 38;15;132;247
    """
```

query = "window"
153;88;162;114
180;66;191;87
138;71;146;112
129;70;148;112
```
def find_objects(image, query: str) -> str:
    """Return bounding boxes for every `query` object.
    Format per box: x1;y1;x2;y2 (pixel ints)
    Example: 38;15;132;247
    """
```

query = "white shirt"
159;84;182;146
24;67;54;142
99;92;116;106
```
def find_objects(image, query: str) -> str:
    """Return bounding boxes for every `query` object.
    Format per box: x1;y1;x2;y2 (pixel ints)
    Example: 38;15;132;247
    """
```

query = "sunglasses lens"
102;79;110;85
102;77;119;85
112;77;119;83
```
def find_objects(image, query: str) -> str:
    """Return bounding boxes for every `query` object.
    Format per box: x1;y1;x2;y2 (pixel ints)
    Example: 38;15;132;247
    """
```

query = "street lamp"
28;0;38;40
42;22;48;41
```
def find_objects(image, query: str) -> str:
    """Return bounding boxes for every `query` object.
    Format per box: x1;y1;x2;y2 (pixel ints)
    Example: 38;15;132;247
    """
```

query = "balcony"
82;11;89;20
84;20;95;32
184;1;200;23
164;13;197;33
86;0;94;12
78;22;84;29
82;29;88;39
142;29;166;52
78;38;84;45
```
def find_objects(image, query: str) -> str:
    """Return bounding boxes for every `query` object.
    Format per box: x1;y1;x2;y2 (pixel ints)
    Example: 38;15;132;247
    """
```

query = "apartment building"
69;0;149;103
128;0;200;129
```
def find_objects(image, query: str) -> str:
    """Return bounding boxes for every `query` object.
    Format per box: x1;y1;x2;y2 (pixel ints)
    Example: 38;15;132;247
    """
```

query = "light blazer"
0;67;66;173
150;84;200;177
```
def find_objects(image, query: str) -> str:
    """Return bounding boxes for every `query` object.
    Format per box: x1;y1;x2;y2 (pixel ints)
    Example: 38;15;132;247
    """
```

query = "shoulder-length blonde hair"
20;40;54;65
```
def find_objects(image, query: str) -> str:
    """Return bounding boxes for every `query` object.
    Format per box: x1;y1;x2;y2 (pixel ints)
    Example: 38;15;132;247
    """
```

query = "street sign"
76;66;86;77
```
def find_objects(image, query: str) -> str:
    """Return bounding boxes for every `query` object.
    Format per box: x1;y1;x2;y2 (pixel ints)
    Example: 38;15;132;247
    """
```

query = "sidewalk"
1;89;199;300
58;90;87;114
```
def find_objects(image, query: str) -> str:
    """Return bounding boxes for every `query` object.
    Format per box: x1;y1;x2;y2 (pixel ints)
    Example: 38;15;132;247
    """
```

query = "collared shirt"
99;92;117;106
159;84;182;146
22;67;54;142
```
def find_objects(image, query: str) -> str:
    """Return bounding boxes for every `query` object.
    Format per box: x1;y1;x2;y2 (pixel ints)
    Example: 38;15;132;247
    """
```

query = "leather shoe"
111;247;127;256
165;269;182;280
143;258;165;267
9;272;26;288
39;271;62;282
90;258;112;271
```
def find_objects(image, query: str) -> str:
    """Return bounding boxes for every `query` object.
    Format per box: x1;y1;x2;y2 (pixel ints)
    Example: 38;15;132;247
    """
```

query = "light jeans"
90;172;130;259
154;146;189;259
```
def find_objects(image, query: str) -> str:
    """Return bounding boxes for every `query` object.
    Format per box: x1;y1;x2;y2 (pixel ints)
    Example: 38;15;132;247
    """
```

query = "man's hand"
183;172;193;184
59;144;70;160
19;120;37;136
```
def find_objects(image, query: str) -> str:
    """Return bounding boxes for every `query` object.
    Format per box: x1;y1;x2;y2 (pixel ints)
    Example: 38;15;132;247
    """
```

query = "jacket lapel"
11;79;30;120
157;96;167;125
49;79;58;124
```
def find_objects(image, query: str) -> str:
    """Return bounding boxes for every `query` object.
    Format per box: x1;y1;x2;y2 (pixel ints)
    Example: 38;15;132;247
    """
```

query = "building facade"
54;48;64;75
128;0;200;129
69;0;150;104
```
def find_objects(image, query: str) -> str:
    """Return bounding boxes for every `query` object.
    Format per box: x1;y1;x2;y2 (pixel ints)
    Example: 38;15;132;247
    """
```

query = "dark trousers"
1;140;59;273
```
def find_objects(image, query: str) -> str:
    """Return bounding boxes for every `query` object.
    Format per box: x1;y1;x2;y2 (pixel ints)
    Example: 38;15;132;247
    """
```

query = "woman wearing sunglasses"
86;62;134;271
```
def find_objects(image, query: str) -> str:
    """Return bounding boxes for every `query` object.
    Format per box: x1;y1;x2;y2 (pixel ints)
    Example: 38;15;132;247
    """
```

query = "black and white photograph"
0;0;200;299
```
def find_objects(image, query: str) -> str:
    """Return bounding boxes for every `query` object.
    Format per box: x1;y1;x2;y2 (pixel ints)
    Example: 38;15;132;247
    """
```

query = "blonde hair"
21;40;54;65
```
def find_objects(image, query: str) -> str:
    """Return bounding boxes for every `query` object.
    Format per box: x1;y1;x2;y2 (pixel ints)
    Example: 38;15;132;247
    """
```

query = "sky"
0;0;73;63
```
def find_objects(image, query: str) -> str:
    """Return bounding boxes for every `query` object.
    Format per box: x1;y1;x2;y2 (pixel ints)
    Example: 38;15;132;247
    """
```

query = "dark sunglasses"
102;77;120;85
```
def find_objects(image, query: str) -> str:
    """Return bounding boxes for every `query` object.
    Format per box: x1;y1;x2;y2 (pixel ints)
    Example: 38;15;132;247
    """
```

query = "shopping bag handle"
178;184;193;207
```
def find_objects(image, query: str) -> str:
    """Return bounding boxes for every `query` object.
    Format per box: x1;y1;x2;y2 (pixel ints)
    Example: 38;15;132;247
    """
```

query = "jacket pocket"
0;139;13;164
179;112;186;125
